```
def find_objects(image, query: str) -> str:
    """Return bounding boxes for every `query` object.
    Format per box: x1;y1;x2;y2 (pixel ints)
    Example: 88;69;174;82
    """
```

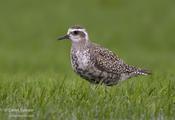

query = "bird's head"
58;25;89;43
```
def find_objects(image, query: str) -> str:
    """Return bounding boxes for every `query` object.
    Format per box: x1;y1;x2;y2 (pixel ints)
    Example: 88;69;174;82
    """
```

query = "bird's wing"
91;45;137;74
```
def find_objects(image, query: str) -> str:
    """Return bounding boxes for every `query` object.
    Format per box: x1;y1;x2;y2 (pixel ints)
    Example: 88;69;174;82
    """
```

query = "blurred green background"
0;0;175;75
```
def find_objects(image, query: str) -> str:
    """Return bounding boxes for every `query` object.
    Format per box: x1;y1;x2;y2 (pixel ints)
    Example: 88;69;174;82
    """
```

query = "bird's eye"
73;31;79;35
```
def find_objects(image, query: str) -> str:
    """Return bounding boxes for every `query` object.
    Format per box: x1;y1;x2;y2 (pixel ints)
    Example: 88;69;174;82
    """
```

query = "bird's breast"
71;49;91;71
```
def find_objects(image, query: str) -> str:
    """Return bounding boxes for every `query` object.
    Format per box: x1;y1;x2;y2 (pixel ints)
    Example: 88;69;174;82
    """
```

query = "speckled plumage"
58;25;150;86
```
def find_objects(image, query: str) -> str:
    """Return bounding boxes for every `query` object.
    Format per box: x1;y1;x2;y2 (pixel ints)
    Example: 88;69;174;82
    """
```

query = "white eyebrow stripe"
67;28;89;40
67;28;86;34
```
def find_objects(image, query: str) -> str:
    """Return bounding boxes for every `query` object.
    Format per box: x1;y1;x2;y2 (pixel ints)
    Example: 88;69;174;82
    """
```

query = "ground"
0;0;175;119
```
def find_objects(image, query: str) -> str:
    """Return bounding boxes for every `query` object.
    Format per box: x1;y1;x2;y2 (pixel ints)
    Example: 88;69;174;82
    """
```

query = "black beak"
57;34;69;40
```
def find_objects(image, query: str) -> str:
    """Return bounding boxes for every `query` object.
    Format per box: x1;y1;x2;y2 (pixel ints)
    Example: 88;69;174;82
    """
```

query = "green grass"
0;0;175;119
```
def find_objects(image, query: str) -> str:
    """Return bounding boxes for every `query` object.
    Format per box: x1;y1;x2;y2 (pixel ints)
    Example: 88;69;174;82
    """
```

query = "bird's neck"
71;39;90;51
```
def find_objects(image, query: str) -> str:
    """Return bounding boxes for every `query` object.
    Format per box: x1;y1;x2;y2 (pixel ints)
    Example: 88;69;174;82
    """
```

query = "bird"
57;25;151;86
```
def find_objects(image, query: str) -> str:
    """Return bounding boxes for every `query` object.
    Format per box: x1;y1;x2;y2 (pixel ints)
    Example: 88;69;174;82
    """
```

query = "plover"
58;25;151;86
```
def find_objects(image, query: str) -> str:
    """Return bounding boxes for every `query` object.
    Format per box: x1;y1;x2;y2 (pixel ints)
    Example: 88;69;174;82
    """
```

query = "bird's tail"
137;69;152;75
120;68;151;81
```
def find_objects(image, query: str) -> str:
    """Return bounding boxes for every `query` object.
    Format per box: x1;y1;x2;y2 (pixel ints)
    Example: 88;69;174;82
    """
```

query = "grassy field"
0;0;175;119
